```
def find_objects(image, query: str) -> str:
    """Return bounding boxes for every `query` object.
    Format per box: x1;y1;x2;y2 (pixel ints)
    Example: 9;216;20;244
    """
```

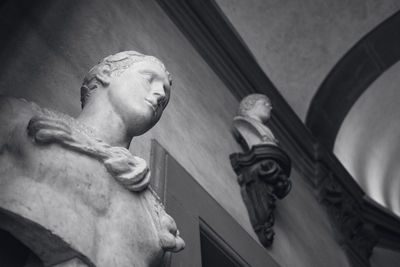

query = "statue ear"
96;63;112;86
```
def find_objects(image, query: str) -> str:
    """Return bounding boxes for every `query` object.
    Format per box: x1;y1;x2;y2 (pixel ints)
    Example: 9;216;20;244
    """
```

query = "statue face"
108;60;171;136
248;98;272;123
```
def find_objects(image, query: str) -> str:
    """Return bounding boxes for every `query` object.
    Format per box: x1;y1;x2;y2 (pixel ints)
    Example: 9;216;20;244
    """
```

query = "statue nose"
152;84;166;105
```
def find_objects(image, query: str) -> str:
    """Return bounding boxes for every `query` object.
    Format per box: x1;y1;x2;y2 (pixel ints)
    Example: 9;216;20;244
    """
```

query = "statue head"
238;94;272;123
81;51;172;136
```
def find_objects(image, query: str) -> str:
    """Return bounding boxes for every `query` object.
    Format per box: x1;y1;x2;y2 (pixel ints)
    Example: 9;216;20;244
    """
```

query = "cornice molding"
156;0;400;265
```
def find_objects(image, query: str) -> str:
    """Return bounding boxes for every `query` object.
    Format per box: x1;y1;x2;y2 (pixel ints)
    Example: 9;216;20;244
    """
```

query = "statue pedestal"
230;144;291;247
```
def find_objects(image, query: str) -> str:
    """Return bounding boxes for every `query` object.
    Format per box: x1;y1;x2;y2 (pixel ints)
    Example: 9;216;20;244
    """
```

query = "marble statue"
0;51;184;267
232;94;278;151
230;93;291;247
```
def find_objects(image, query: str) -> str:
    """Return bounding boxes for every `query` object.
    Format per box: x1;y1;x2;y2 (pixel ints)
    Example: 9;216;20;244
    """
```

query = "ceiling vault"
306;10;400;150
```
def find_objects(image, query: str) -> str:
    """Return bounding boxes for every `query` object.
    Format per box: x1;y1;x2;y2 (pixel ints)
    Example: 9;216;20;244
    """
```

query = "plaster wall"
0;0;350;266
216;0;400;120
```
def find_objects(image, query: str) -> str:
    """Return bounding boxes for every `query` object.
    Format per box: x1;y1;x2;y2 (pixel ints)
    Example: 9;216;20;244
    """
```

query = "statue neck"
76;94;131;148
247;115;265;125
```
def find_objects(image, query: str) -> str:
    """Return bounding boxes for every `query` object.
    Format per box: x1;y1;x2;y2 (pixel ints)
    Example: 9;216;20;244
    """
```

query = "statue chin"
118;105;162;138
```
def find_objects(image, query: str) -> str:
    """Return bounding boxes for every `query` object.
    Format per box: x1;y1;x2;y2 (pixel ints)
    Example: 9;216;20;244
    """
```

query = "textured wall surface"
0;0;353;266
216;0;400;120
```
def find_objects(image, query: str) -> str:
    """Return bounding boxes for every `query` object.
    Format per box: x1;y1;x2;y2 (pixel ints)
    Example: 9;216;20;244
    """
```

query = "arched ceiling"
335;61;400;216
215;0;400;120
307;11;400;150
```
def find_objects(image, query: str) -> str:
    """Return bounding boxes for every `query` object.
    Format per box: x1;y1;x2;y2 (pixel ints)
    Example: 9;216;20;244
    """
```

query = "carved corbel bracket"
317;170;378;266
230;144;291;247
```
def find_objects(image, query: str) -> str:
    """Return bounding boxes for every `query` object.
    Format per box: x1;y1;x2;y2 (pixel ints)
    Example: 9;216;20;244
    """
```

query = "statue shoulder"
232;116;278;151
0;95;85;137
0;96;42;143
0;96;77;152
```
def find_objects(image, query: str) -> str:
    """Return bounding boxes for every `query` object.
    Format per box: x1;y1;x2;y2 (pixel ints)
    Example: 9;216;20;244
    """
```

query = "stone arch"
306;10;400;150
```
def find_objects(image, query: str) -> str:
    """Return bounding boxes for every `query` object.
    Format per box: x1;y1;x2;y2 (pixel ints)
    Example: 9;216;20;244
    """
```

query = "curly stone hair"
237;94;271;117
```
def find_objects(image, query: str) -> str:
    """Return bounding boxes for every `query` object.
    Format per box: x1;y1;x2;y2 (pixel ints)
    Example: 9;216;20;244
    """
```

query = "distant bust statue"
233;94;278;151
230;94;292;247
0;51;184;267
